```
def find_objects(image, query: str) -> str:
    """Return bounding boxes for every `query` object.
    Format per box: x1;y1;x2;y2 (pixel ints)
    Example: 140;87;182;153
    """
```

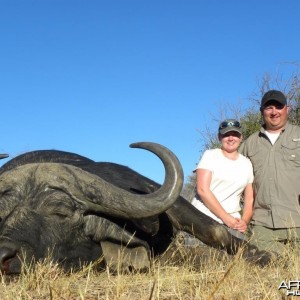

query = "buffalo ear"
132;216;160;235
100;241;150;273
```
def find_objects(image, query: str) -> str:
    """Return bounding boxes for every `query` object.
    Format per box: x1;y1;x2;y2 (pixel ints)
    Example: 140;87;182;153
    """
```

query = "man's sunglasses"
219;121;241;130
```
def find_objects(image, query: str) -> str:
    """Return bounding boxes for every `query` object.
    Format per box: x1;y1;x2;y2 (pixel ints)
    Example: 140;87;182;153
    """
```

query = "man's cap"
261;90;287;108
218;119;242;135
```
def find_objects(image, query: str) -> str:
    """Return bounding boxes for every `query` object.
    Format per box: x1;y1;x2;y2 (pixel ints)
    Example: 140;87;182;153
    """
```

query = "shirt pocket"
281;142;300;167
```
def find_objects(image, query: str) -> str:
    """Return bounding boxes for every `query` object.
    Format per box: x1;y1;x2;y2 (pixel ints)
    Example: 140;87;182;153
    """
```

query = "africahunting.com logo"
279;281;300;296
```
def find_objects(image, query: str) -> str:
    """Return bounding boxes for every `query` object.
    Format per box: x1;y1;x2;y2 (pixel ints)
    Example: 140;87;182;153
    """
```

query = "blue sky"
0;1;299;184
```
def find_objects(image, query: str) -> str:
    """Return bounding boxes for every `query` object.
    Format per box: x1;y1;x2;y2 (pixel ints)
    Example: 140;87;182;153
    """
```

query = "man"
240;89;300;254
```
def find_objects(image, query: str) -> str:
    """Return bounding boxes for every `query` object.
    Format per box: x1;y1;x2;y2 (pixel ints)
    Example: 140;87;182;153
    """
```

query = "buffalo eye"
52;212;70;220
47;202;74;216
0;189;18;220
43;200;76;221
40;190;75;214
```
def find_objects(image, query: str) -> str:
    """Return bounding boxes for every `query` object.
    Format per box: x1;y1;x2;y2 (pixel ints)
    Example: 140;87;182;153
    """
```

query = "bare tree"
183;64;300;201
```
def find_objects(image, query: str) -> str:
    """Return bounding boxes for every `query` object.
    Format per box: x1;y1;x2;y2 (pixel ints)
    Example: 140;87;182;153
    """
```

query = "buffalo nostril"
0;246;18;273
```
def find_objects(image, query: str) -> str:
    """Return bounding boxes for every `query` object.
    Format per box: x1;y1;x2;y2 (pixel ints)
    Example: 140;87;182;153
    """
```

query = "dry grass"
0;242;298;300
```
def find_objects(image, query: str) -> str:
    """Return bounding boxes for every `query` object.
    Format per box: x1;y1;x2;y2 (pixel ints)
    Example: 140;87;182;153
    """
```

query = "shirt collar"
260;121;289;135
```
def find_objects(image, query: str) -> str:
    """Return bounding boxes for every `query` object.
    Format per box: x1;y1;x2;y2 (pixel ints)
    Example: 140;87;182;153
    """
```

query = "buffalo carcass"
0;142;272;274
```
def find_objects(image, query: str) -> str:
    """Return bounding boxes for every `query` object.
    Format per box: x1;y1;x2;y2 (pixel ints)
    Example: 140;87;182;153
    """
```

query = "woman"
191;119;254;238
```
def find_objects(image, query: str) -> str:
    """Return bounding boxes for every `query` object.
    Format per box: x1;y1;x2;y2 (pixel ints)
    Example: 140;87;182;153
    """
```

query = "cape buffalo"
0;142;272;274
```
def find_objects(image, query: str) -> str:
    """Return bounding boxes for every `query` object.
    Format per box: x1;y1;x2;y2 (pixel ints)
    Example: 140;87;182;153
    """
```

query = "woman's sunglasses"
219;121;241;130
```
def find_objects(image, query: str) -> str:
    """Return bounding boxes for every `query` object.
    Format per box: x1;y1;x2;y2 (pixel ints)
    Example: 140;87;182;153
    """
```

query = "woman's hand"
233;219;248;233
222;214;239;229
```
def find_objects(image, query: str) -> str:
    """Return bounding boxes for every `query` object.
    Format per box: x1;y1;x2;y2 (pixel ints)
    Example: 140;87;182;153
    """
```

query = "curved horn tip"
0;154;9;160
129;142;146;149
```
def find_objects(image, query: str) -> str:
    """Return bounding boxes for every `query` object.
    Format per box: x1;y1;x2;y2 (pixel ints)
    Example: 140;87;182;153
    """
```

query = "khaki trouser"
248;225;300;254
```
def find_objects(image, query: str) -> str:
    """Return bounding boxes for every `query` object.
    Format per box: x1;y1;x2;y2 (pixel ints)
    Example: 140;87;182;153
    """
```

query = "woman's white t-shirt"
191;149;254;224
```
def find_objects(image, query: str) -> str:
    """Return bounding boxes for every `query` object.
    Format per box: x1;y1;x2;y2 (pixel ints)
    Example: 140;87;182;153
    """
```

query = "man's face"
262;100;289;132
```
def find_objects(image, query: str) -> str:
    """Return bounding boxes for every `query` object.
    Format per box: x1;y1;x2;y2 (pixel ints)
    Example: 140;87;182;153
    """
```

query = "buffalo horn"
0;142;183;219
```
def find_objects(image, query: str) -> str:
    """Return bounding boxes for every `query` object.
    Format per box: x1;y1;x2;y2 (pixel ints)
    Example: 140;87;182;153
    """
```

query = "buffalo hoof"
242;246;280;267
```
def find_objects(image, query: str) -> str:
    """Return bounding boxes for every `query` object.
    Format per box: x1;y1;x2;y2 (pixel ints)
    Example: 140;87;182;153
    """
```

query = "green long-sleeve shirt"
239;122;300;228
